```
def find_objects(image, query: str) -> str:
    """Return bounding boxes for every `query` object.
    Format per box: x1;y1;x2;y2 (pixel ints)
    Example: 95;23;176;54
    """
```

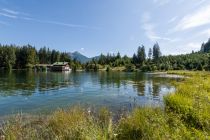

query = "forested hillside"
87;40;210;71
0;44;81;70
1;38;210;71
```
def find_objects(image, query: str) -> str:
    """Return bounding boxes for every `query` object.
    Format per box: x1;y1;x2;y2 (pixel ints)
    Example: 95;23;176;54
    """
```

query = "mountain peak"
68;52;90;63
73;51;80;54
68;51;100;63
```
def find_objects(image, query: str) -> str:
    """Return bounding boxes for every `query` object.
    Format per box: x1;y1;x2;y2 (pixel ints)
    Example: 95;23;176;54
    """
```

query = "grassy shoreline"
0;71;209;140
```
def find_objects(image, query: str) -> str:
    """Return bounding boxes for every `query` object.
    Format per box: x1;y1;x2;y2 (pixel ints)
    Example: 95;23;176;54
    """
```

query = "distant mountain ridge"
68;51;99;63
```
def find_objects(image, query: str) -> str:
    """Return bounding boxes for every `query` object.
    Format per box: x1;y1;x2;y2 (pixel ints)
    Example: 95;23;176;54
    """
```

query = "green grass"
116;108;208;140
165;71;210;131
0;71;210;140
2;107;113;140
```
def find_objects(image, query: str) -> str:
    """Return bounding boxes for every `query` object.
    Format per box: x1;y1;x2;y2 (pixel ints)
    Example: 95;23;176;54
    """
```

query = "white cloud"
80;48;84;51
153;0;170;6
0;8;21;18
141;12;157;41
24;17;100;30
2;8;19;15
194;0;208;6
173;42;201;54
0;12;17;18
142;12;150;23
162;42;201;55
176;0;207;8
168;16;177;24
0;8;100;30
186;42;201;50
149;35;178;42
141;12;177;42
1;8;29;16
174;4;210;31
142;23;156;41
177;42;201;54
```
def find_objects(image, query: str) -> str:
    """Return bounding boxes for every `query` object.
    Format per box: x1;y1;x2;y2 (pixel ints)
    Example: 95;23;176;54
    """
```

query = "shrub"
164;72;210;131
116;108;207;140
106;66;111;72
125;64;136;72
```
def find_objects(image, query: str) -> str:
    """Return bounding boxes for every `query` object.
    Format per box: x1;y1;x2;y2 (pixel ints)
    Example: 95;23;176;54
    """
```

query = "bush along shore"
0;71;209;140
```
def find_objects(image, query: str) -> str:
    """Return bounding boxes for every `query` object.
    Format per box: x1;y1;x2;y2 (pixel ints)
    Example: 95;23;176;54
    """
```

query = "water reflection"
0;70;73;96
0;70;182;116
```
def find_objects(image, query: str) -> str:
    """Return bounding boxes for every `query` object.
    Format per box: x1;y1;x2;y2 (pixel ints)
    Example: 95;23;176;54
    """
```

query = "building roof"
53;62;69;66
35;64;52;67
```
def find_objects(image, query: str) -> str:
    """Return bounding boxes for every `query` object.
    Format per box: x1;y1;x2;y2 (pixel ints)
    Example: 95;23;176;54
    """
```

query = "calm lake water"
0;70;181;116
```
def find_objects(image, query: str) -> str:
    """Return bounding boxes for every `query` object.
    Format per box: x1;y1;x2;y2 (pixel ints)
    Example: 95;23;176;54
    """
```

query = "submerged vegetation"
0;71;209;140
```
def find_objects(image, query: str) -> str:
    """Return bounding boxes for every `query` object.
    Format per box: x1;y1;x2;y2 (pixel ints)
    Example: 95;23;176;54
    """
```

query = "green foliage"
131;41;210;72
0;44;82;70
196;62;203;71
15;45;37;69
2;41;210;72
201;38;210;53
85;62;100;71
125;64;136;72
148;48;152;60
38;46;48;64
137;45;146;66
2;107;113;140
157;53;209;71
90;53;131;70
117;108;208;140
25;64;34;69
207;55;210;70
60;52;71;62
164;73;210;131
51;49;60;63
0;45;16;70
106;66;111;72
153;43;161;61
116;72;210;139
132;46;146;67
141;64;157;72
84;41;210;72
48;107;107;139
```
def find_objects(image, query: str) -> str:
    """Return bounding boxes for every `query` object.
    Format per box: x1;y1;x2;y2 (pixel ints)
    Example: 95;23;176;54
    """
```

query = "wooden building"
51;62;71;71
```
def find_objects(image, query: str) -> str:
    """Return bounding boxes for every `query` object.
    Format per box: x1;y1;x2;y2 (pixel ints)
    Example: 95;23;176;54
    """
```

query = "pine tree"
148;48;152;60
116;52;121;59
137;45;146;66
153;43;161;61
132;53;138;65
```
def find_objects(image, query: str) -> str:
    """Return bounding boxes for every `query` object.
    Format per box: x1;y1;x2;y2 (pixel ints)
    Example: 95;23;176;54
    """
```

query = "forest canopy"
0;38;210;71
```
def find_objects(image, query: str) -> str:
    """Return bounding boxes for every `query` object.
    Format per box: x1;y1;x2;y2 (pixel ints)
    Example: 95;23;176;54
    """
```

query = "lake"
0;70;181;116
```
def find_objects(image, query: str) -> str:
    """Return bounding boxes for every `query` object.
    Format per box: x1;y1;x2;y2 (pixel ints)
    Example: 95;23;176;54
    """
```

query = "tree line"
1;38;210;72
0;44;81;70
87;40;210;71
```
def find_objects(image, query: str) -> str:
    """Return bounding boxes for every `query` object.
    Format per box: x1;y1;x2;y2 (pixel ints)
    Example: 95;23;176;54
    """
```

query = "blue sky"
0;0;210;57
